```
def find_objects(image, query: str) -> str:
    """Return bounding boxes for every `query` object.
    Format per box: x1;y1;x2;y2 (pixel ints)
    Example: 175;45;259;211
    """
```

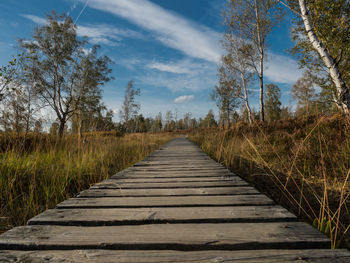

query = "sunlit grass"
0;132;174;233
189;114;350;248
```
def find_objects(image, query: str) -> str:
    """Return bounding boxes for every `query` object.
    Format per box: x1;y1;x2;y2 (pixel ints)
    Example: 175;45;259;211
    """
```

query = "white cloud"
140;58;218;92
174;95;194;103
21;14;143;46
265;53;303;85
147;62;190;74
77;24;143;45
21;14;46;25
80;0;222;62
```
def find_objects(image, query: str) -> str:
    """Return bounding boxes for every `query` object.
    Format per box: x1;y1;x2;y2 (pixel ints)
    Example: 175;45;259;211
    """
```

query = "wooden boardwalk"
1;138;349;262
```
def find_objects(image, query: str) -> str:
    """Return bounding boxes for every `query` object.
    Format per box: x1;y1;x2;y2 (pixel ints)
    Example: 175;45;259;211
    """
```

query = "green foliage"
289;0;350;107
0;54;23;102
19;12;113;137
120;80;141;132
291;71;318;116
264;83;282;121
211;70;240;127
203;110;218;128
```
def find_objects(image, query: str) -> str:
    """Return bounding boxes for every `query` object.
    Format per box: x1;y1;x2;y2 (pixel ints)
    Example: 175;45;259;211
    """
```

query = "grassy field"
0;132;174;233
189;115;350;248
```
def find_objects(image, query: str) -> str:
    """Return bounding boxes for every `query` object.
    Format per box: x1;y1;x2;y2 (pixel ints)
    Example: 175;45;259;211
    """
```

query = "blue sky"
0;0;302;121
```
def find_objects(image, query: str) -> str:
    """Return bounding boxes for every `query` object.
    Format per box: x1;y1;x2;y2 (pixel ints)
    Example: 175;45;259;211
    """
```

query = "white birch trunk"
254;0;265;121
241;72;253;123
299;0;350;114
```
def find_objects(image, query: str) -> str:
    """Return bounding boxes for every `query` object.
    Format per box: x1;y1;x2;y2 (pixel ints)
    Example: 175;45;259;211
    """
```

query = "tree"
265;83;282;121
0;56;40;135
291;71;318;116
211;71;240;127
152;112;162;132
20;12;112;137
220;35;255;123
224;0;283;121
183;112;192;130
287;0;350;114
120;80;140;132
164;111;173;131
72;45;113;136
0;55;21;102
203;109;217;127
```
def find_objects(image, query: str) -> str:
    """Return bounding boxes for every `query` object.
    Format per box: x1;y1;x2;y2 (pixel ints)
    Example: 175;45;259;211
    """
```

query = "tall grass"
190;114;350;248
0;132;173;233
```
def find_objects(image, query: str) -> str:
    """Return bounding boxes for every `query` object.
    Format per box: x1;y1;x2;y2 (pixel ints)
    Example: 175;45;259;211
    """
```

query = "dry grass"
189;114;350;249
0;132;174;233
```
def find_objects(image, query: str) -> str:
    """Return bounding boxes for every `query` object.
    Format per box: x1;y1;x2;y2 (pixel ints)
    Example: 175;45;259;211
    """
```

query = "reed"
190;114;350;248
0;132;173;233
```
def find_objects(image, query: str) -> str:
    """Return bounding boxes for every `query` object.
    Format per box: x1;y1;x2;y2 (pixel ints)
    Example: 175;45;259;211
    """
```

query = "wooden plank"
1;250;350;263
111;171;234;179
28;206;297;226
93;176;247;185
101;176;242;183
136;162;220;166
133;165;224;169
86;181;239;189
131;167;228;171
57;195;275;208
79;187;258;197
0;222;331;250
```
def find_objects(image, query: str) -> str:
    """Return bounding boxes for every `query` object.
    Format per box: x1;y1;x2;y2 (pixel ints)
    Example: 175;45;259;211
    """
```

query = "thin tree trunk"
58;119;65;138
259;53;264;121
254;0;265;121
299;0;350;114
241;72;253;124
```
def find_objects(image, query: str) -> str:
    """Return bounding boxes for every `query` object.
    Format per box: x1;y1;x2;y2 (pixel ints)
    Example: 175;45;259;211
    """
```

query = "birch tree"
20;12;84;137
120;80;140;132
285;0;350;114
211;68;240;127
224;0;283;121
221;35;255;123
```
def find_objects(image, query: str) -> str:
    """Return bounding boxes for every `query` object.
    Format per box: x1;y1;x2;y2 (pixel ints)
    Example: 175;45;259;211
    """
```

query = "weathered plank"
57;195;275;208
79;187;259;197
130;167;228;171
1;249;350;263
111;171;234;179
97;176;244;183
28;206;297;226
92;177;247;186
85;181;239;189
133;163;224;168
0;222;330;250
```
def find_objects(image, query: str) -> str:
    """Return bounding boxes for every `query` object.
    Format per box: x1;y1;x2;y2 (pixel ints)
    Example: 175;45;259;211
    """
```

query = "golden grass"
189;114;350;248
0;132;174;233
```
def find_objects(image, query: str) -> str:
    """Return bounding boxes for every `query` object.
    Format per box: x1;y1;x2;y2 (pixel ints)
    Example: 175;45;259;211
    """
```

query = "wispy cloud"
77;24;143;45
139;58;218;92
21;14;46;24
174;95;194;103
79;0;222;62
147;62;190;74
265;53;303;85
21;14;143;46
